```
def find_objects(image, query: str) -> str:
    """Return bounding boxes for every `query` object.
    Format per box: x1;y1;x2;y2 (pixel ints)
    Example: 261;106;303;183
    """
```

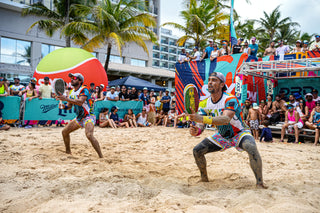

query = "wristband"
196;127;202;136
203;116;213;124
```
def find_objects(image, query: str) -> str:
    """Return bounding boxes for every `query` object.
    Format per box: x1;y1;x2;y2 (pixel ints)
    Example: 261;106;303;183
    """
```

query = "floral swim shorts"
74;115;96;128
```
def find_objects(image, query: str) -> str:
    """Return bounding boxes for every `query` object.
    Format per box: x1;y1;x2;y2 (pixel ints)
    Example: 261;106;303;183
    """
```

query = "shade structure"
108;76;166;91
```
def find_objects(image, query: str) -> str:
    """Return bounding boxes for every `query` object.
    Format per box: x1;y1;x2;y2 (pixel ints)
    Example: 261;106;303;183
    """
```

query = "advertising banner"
0;96;21;123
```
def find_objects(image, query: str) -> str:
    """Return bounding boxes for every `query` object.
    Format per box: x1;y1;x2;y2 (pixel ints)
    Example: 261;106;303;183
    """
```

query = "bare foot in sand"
256;183;268;189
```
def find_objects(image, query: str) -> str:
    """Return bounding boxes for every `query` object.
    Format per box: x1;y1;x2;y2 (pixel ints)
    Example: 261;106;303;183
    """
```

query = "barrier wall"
93;101;143;119
0;96;21;124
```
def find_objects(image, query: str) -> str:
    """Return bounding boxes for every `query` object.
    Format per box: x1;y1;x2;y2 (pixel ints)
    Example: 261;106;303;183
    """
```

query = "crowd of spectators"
242;90;320;145
178;35;320;63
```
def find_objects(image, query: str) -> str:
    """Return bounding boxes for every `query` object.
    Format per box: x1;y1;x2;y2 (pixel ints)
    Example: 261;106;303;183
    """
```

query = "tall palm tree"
275;24;300;45
256;5;300;43
21;0;92;47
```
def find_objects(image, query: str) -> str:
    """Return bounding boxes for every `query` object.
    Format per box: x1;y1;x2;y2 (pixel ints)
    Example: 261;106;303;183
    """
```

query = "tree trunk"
65;0;70;47
104;43;112;74
66;36;71;47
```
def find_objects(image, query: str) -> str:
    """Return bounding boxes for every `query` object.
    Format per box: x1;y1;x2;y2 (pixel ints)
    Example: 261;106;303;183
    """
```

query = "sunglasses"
70;76;78;80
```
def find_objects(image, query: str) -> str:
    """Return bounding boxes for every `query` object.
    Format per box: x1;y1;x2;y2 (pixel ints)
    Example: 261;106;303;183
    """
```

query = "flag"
230;0;237;46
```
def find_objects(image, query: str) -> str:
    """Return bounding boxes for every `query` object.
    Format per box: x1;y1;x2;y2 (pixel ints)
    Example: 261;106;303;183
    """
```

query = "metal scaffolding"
237;57;320;79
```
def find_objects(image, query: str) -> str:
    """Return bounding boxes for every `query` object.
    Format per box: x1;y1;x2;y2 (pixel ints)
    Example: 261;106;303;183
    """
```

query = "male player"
188;72;267;188
56;73;103;158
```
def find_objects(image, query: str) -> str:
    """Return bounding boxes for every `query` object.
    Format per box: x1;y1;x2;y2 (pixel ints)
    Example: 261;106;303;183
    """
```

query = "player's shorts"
74;115;96;128
249;119;259;130
207;129;253;152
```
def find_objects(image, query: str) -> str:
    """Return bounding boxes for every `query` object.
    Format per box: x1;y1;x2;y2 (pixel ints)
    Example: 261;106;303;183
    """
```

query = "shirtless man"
188;72;267;188
56;73;103;158
247;103;260;140
263;41;276;57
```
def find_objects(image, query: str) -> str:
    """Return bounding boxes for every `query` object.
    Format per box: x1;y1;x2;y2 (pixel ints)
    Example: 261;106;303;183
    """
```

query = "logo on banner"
40;104;58;113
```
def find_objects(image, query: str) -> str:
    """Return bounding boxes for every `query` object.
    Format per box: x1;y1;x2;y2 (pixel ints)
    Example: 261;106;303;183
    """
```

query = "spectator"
124;109;137;128
100;84;106;96
178;48;187;64
312;89;320;102
258;100;268;124
296;99;309;123
137;90;142;97
266;95;273;116
23;82;38;101
231;38;243;54
170;91;176;109
139;87;150;106
293;92;303;102
0;110;10;131
305;101;320;131
270;95;287;124
118;85;130;101
127;87;132;96
280;104;303;143
185;52;191;62
305;93;315;112
167;108;177;127
161;89;171;113
242;41;251;54
260;120;273;143
249;37;258;57
279;90;289;102
190;47;201;61
129;87;139;101
136;108;151;127
220;41;230;56
0;77;9;96
38;76;52;99
286;94;298;107
201;39;214;60
210;44;220;61
10;77;25;96
176;113;188;128
263;41;276;56
309;34;320;52
242;99;251;122
301;40;309;53
89;83;95;95
247;103;260;140
99;108;116;128
110;106;129;128
105;86;119;101
91;86;104;102
291;40;302;53
155;110;166;126
115;86;120;96
148;91;157;125
276;40;290;58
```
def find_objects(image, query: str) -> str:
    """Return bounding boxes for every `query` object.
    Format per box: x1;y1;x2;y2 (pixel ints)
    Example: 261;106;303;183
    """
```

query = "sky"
160;0;320;37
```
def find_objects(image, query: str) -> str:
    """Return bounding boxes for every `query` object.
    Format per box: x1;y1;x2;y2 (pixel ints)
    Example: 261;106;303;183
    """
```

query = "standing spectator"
242;99;251;123
260;120;273;143
276;40;290;57
231;38;243;54
178;48;187;63
312;89;320;102
249;37;258;57
110;106;129;128
23;81;38;101
170;91;176;109
139;87;150;106
10;77;25;96
161;89;171;113
127;87;132;96
201;39;214;60
280;104;303;143
38;76;52;99
99;108;116;128
105;86;119;101
301;40;309;53
124;109;137;128
247;103;260;140
89;83;95;95
118;85;130;101
0;77;9;96
309;35;320;52
305;93;315;112
210;44;220;61
220;41;230;56
263;41;276;56
91;86;104;102
190;47;201;61
291;40;303;53
242;41;251;54
129;87;139;101
136;108;151;127
115;86;120;96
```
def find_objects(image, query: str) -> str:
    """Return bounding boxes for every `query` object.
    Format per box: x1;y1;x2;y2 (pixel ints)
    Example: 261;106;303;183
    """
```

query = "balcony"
153;45;160;51
160;47;168;52
169;56;176;62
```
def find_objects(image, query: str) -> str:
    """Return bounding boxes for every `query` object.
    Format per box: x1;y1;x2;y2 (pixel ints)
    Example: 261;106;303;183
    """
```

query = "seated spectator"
119;85;130;101
312;89;320;102
293;92;303;102
286;94;298;107
270;95;287;124
136;108;151;127
0;77;9;96
155;110;167;126
91;86;104;102
242;99;251;123
105;87;119;101
305;101;320;131
167;108;177;127
247;103;260;140
280;104;303;143
296;100;309;123
110;106;129;128
176;113;188;128
10;77;25;97
291;40;302;53
260;120;273;143
39;76;52;99
124;109;137;128
99;108;116;128
258;100;268;124
279;90;288;102
266;95;273;116
139;87;150;106
263;41;276;56
210;44;221;61
305;93;315;112
0;110;10;131
301;40;309;53
161;89;171;113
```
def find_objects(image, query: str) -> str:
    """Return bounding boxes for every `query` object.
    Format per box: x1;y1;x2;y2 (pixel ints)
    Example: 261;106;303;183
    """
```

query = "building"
0;0;175;89
152;28;193;71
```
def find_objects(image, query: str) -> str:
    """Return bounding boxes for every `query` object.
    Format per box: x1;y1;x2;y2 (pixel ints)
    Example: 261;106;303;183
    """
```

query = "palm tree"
21;0;92;47
163;0;229;49
62;0;158;72
256;5;300;43
275;24;300;45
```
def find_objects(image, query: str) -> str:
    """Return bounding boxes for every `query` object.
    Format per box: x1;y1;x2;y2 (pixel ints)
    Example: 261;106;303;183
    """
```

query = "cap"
315;35;320;38
210;72;227;91
166;89;170;92
128;87;132;90
296;40;301;43
151;89;154;92
303;40;309;44
287;104;294;109
143;87;148;90
100;84;105;88
253;103;259;109
293;92;302;99
14;77;20;80
305;93;313;97
44;76;49;80
208;39;213;42
312;89;318;93
30;77;37;83
251;37;256;41
111;86;115;89
194;46;198;50
68;73;84;81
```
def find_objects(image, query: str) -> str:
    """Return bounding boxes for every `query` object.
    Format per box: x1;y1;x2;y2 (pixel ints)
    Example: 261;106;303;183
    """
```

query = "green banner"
24;98;76;121
94;101;143;119
0;96;21;121
277;78;320;96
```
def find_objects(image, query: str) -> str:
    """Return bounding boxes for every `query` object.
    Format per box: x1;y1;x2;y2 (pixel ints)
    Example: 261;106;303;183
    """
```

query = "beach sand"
0;126;320;213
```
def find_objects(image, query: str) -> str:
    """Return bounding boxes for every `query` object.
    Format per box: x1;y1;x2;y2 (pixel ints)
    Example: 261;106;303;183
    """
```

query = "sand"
0;126;320;213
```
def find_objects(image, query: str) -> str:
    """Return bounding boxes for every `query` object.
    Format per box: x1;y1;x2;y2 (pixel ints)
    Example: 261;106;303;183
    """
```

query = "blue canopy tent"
108;76;166;91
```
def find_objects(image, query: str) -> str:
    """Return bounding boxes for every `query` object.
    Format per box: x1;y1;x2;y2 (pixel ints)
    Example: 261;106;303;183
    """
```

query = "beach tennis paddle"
53;78;65;109
184;84;200;114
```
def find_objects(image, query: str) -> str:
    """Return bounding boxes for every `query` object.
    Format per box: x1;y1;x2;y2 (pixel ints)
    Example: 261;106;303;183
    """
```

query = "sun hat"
305;93;313;98
253;103;259;109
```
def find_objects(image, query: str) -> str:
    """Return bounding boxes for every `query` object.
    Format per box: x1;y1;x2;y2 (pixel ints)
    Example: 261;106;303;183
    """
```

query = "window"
41;44;62;58
131;59;146;67
107;55;123;64
1;37;31;66
91;52;97;57
152;60;160;67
